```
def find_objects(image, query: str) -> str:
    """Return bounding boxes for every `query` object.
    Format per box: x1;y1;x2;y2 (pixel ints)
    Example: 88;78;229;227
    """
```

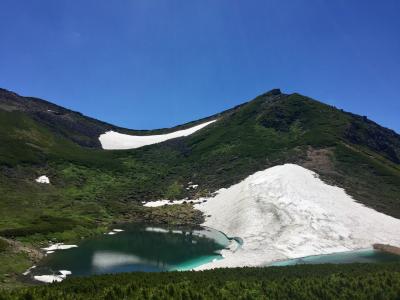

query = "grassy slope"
2;263;400;299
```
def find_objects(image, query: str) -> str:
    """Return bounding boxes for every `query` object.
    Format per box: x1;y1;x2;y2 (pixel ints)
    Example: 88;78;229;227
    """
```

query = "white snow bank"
143;199;204;207
192;164;400;270
145;227;169;233
22;265;36;276
99;120;216;150
35;175;50;184
107;228;124;235
34;275;64;283
42;243;77;254
34;270;72;283
59;270;72;276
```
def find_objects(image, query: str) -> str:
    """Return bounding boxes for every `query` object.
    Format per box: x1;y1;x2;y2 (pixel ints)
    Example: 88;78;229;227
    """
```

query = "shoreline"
266;247;374;266
373;244;400;256
19;226;127;284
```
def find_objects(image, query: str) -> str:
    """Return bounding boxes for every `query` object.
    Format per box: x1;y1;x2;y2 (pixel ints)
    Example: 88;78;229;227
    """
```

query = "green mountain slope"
0;88;399;246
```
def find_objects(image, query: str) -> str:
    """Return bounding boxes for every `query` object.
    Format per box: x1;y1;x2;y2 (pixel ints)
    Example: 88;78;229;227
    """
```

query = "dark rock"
262;89;282;97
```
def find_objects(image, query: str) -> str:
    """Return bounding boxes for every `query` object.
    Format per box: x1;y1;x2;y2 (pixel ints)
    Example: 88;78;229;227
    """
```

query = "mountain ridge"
2;87;398;147
0;88;253;148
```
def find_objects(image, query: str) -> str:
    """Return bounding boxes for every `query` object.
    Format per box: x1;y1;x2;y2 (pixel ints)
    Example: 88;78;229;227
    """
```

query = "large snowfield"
99;120;216;150
189;164;400;269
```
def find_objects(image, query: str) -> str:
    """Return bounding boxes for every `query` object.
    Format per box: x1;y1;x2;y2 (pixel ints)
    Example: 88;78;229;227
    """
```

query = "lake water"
269;249;400;266
34;225;400;281
36;224;230;277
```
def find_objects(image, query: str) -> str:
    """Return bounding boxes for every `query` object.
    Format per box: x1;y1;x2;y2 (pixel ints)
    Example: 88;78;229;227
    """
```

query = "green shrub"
0;239;8;252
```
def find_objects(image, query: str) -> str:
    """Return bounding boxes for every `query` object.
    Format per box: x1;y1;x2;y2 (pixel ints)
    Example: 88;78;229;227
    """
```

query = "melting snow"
99;120;216;150
34;275;64;283
35;175;50;184
192;164;400;269
143;199;204;207
107;229;124;235
42;243;77;254
22;265;36;276
145;227;169;233
187;184;199;190
34;270;72;283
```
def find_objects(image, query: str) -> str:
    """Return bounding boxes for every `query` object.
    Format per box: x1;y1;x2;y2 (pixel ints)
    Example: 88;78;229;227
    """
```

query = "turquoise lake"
269;249;400;266
37;225;230;277
35;224;400;280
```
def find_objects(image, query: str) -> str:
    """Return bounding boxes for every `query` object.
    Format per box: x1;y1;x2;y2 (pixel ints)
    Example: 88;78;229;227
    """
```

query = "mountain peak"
262;88;282;97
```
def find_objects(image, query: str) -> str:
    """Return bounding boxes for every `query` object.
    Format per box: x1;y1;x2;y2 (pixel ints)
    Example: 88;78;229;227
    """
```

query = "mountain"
0;87;399;245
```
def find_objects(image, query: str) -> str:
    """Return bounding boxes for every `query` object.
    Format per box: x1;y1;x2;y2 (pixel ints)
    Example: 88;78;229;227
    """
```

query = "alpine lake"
33;224;230;279
32;224;400;281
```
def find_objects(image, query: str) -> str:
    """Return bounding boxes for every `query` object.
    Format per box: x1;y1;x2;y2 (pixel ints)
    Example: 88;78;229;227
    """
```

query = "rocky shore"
373;244;400;256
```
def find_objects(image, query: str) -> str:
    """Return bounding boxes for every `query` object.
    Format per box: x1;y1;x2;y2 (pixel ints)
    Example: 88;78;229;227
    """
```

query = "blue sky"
0;0;399;131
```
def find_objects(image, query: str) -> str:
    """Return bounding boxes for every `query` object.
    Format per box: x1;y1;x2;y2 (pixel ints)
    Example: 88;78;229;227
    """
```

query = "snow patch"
186;184;199;190
22;265;36;276
59;270;72;276
190;164;400;270
42;243;77;254
145;227;169;233
107;228;124;235
34;270;72;283
35;175;50;184
34;275;64;283
99;120;216;150
143;199;204;207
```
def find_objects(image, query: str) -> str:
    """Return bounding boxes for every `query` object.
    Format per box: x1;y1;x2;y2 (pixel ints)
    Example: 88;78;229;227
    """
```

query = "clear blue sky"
0;0;399;132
